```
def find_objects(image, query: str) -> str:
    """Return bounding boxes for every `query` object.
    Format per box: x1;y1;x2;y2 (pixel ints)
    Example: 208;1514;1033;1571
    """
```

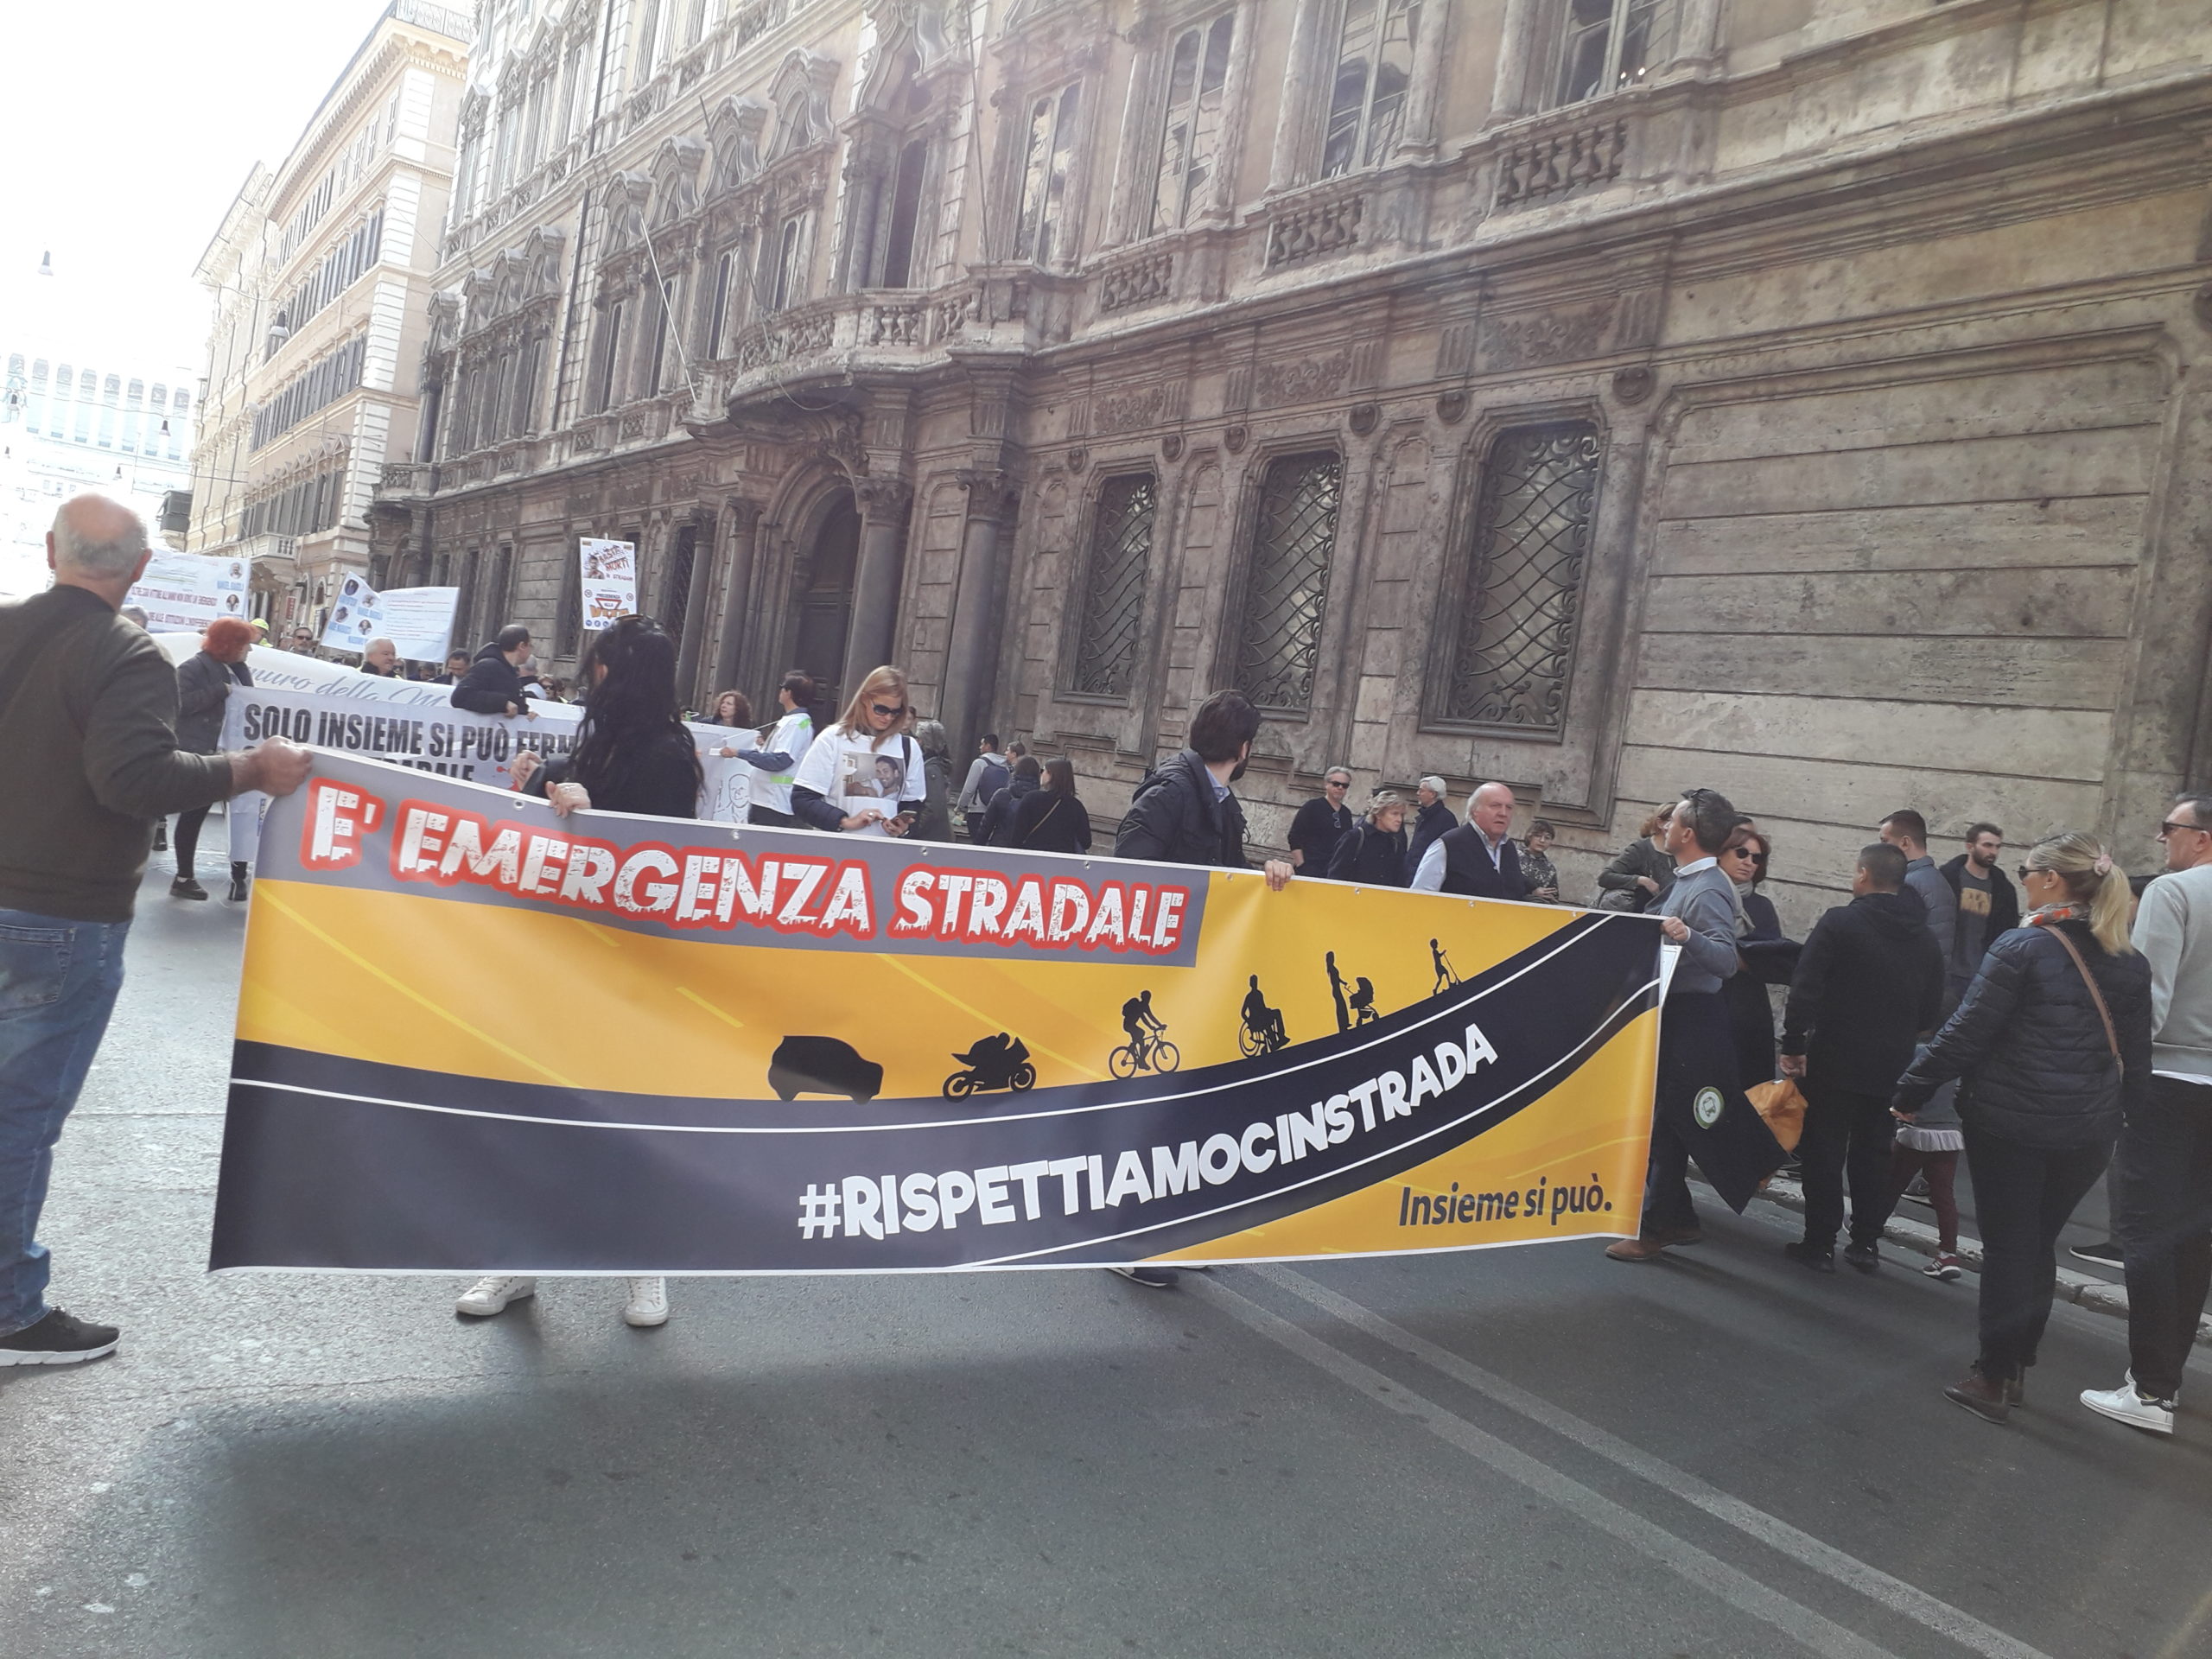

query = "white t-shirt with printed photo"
791;725;922;836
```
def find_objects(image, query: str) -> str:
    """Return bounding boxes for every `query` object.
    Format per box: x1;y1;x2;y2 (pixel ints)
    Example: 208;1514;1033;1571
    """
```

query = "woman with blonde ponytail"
1894;830;2153;1424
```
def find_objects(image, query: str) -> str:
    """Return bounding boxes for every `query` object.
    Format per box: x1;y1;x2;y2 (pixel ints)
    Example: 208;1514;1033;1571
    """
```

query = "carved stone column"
844;476;913;683
1395;0;1453;159
710;497;765;697
1267;0;1326;190
1486;0;1546;126
936;470;1020;756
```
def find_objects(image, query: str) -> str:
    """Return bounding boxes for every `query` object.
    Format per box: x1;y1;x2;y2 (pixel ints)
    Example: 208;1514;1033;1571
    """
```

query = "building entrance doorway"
791;493;858;716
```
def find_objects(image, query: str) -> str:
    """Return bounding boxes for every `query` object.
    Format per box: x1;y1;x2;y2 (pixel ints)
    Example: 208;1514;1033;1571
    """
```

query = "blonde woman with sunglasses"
1893;831;2152;1425
789;665;927;837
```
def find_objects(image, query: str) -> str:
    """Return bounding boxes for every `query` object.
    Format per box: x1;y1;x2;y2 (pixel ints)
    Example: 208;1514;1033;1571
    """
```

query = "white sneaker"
2080;1379;2174;1436
455;1275;536;1317
622;1277;669;1327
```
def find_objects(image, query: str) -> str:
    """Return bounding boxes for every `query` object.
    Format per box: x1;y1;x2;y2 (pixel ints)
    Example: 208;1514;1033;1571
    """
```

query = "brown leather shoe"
1945;1365;2011;1424
1605;1236;1674;1262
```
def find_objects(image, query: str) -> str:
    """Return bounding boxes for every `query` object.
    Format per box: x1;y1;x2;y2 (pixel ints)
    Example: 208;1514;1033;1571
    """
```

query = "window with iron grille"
1066;474;1156;698
1234;453;1342;712
1437;422;1601;734
661;524;698;645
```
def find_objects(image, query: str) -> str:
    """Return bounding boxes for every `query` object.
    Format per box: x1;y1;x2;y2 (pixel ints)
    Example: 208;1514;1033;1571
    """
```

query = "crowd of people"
2;496;2205;1453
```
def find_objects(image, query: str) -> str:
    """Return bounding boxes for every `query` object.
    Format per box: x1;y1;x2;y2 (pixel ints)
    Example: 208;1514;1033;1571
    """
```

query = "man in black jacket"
1287;766;1353;873
1778;842;1946;1273
0;497;310;1369
1110;689;1293;1290
1404;775;1456;882
450;625;537;717
1941;822;2018;966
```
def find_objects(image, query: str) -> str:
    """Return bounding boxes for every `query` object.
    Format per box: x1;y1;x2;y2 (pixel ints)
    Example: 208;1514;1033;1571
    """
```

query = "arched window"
1320;0;1418;180
1150;14;1235;233
1013;84;1080;264
1433;423;1602;733
1066;474;1157;698
1235;454;1343;712
1552;0;1662;106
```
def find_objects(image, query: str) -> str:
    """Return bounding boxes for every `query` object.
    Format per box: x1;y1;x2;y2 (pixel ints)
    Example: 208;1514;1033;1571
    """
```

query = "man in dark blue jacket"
1778;842;1947;1273
451;625;537;718
1404;775;1456;883
1110;689;1293;1289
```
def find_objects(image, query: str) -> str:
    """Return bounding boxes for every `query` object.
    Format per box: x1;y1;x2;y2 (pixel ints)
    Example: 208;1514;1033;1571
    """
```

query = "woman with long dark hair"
1006;757;1093;855
1893;830;2152;1423
454;615;701;1332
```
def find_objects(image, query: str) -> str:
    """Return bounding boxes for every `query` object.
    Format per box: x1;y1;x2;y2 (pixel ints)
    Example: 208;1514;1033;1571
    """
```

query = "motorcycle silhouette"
944;1033;1037;1099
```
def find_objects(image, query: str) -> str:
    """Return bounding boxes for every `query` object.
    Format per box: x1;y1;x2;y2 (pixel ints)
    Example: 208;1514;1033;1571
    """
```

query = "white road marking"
1186;1273;1898;1659
1255;1264;2054;1659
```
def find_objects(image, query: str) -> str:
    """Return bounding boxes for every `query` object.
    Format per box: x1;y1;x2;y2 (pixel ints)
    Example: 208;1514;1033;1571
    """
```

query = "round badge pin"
1693;1086;1725;1128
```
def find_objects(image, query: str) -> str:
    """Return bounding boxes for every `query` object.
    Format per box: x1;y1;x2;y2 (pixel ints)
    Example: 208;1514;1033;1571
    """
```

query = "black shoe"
1783;1241;1835;1274
226;868;251;903
169;875;208;901
1946;1364;2011;1424
1843;1241;1880;1274
2069;1240;2123;1267
152;821;168;852
0;1308;121;1368
1107;1265;1180;1290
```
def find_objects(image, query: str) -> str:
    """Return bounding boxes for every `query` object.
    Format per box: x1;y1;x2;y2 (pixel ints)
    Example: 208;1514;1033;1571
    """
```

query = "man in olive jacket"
0;496;310;1370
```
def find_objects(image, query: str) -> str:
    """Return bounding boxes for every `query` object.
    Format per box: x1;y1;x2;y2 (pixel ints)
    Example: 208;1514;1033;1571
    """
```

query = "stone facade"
376;0;2212;924
188;1;470;637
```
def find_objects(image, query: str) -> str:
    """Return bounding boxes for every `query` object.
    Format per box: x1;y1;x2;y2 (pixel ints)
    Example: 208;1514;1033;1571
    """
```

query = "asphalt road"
4;830;2209;1659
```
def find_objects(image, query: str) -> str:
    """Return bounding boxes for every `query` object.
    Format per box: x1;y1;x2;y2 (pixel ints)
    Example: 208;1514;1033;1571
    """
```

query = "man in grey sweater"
2080;792;2212;1435
0;496;310;1370
1608;786;1785;1261
1880;809;1962;1001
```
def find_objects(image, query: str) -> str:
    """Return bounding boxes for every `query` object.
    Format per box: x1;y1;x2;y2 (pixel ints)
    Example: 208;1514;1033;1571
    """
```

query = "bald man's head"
50;494;149;582
1470;781;1516;839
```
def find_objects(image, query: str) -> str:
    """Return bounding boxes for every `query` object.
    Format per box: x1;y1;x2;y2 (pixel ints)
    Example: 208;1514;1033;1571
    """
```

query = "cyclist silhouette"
1430;938;1461;994
1122;990;1168;1071
1240;974;1287;1055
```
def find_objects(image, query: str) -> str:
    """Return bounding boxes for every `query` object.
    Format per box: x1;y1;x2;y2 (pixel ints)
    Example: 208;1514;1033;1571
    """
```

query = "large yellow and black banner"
212;753;1666;1274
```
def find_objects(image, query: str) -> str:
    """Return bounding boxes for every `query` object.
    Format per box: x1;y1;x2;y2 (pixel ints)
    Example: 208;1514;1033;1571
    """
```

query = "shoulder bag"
2042;923;2123;1078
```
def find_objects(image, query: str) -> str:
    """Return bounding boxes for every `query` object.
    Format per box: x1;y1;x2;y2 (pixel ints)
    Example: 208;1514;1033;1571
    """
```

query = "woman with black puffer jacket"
1893;830;2152;1425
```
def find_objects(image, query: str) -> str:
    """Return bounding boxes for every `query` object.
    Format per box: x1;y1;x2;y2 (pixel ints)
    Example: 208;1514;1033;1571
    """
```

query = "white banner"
321;575;459;663
578;537;637;632
129;551;250;632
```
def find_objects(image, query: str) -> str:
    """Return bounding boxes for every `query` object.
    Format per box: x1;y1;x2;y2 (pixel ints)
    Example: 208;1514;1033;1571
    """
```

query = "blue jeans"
0;908;130;1338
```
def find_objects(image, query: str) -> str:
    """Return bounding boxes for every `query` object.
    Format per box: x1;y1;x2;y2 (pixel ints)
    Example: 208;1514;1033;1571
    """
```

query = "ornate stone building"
376;0;2212;920
188;1;471;635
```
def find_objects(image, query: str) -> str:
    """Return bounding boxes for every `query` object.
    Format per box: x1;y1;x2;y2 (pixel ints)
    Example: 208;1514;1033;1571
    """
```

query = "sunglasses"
869;702;907;718
2158;819;2207;837
2018;864;2039;881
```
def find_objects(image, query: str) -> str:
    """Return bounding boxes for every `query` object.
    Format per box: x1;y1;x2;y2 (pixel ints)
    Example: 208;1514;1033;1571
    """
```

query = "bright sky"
0;0;404;382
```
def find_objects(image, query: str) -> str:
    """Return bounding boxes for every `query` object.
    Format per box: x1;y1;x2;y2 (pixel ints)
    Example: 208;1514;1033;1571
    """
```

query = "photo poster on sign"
321;578;460;664
128;552;250;632
578;537;637;632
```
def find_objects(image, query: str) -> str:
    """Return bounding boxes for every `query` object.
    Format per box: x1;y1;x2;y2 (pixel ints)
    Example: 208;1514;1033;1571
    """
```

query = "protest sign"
578;537;636;632
128;551;250;632
210;752;1666;1275
322;575;459;663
